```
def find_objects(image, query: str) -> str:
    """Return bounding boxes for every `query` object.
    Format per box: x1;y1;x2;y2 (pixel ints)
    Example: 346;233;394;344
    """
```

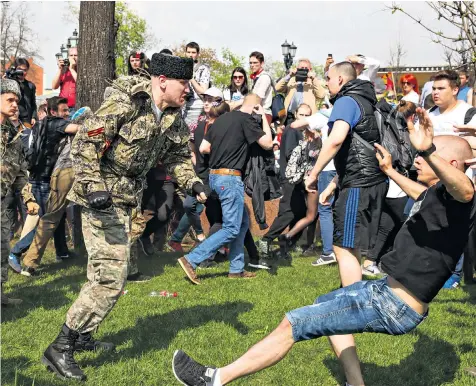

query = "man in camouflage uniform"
42;53;207;381
1;79;39;305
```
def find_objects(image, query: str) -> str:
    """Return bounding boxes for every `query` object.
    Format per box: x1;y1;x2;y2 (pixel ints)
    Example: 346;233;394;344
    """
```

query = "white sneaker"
362;263;382;277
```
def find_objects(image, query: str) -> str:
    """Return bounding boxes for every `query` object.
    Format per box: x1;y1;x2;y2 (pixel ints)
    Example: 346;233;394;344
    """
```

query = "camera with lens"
5;67;24;81
63;58;70;67
295;68;309;83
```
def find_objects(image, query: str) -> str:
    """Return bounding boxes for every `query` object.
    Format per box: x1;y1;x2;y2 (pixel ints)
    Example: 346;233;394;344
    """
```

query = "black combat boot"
42;324;86;381
74;331;115;352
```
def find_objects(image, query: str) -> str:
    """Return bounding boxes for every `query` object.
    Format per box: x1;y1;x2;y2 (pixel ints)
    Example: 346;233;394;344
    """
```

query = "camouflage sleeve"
163;135;202;192
11;161;35;204
70;89;133;195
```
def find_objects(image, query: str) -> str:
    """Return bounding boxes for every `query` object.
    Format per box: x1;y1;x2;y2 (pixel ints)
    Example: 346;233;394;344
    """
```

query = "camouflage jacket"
68;76;201;209
0;119;35;203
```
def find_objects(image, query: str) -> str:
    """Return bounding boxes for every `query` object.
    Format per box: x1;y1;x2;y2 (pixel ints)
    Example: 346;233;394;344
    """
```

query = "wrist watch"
417;143;436;157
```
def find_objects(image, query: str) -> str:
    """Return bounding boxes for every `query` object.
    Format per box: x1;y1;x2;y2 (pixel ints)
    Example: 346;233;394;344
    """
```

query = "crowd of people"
1;41;476;385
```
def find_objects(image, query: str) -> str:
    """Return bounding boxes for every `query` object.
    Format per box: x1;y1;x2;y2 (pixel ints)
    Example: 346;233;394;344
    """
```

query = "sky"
24;1;458;89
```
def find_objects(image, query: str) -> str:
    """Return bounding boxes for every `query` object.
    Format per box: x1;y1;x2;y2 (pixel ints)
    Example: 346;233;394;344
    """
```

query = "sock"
212;368;222;386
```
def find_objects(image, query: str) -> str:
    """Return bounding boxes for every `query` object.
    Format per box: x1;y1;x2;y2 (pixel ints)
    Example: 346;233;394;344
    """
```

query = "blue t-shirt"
328;96;361;131
457;86;470;101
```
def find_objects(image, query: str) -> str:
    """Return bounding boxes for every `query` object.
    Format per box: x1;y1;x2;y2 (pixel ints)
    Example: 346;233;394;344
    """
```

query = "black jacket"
18;80;37;124
244;144;281;229
29;117;70;181
279;125;303;182
330;79;387;188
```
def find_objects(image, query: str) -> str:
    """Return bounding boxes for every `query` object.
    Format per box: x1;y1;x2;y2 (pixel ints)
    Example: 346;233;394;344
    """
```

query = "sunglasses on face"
401;82;412;85
233;75;244;80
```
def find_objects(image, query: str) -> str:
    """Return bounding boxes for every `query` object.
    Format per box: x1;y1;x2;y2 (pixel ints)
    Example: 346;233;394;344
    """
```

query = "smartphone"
328;54;333;58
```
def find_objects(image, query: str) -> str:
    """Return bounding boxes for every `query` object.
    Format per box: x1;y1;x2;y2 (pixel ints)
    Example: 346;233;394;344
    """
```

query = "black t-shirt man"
204;110;266;172
382;180;476;303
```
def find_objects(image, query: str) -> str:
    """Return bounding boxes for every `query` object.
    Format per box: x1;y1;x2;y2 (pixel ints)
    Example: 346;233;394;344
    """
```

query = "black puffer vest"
330;79;387;188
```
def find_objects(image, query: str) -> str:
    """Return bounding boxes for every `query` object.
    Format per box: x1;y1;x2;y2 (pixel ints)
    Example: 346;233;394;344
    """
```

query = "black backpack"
26;118;48;173
353;99;413;176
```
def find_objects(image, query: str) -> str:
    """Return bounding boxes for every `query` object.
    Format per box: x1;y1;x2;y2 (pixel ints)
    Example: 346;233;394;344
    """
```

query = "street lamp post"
281;40;298;71
56;29;79;66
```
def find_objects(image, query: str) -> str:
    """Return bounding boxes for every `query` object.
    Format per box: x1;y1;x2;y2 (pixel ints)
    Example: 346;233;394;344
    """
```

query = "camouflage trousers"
128;207;148;276
1;199;11;284
66;206;133;333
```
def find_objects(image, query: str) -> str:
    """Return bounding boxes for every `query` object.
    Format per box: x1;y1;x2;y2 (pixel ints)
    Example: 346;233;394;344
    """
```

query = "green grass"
2;245;476;386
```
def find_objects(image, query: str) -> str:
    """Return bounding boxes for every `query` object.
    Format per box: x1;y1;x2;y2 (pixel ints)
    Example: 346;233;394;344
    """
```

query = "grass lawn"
2;244;476;386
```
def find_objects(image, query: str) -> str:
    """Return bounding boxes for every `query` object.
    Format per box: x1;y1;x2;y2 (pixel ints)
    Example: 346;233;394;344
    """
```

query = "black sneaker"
311;253;337;266
127;271;151;282
20;266;37;277
138;236;155;256
172;350;216;386
248;259;271;270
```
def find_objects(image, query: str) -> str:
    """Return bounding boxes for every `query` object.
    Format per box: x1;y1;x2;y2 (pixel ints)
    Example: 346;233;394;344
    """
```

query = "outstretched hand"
406;107;434;152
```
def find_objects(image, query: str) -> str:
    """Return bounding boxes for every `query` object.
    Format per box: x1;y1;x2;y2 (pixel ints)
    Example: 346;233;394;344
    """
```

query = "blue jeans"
170;195;204;243
11;180;68;257
186;174;249;274
318;171;336;255
454;254;464;277
286;277;426;342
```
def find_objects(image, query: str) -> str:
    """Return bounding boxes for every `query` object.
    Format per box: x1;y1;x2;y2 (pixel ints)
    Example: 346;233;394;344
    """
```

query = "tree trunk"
76;1;115;111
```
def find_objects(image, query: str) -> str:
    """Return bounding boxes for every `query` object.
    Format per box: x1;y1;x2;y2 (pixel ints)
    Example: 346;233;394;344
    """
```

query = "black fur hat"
149;53;193;80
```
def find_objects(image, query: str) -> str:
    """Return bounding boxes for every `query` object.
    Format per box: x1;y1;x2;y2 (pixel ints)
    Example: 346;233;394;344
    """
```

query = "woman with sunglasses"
224;67;249;111
400;74;420;104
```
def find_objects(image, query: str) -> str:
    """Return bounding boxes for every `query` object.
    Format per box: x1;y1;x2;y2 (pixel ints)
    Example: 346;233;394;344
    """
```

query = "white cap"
201;87;223;100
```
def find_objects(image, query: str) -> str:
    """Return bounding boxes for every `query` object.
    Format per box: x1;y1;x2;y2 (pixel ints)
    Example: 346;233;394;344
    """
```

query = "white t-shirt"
252;72;273;115
402;90;420;104
305;111;336;172
424;101;476;136
423;101;476;179
223;89;244;102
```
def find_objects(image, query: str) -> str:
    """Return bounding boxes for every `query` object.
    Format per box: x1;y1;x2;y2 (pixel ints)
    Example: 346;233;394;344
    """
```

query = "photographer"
52;47;77;113
6;58;37;127
183;42;210;132
276;58;327;124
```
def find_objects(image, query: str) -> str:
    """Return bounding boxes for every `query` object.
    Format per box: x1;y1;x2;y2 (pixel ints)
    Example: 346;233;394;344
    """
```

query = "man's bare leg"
219;317;295;385
334;246;362;285
328;245;365;386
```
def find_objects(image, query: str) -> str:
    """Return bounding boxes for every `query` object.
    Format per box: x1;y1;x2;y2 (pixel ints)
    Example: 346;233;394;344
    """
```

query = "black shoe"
138;236;155;256
301;245;319;257
172;349;217;386
248;259;271;270
42;324;87;381
74;332;115;352
127;271;152;282
198;259;218;269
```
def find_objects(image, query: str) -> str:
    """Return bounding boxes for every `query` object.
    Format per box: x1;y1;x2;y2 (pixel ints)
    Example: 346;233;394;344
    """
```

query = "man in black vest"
303;62;387;382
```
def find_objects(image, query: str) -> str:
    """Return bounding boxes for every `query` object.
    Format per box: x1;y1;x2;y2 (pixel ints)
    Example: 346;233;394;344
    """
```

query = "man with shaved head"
172;107;476;386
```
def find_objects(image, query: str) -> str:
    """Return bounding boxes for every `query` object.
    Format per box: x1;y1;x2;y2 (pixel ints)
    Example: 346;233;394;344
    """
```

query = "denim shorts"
286;277;427;342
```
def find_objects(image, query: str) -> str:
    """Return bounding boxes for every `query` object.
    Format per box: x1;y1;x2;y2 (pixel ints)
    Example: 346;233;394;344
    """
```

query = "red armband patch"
87;127;105;137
